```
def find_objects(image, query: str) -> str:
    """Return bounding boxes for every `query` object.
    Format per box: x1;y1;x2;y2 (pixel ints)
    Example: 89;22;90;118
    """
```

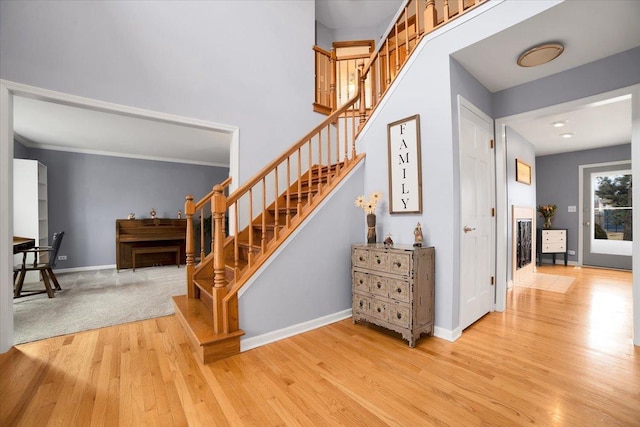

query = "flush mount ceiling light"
517;43;564;67
551;120;566;128
560;132;574;139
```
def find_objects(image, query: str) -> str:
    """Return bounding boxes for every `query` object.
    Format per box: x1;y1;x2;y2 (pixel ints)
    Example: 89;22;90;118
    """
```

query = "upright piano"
116;219;187;271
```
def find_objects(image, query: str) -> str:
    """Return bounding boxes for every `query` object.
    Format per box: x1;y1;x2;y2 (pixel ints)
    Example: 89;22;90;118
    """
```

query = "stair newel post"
212;184;227;334
425;0;437;31
185;194;196;299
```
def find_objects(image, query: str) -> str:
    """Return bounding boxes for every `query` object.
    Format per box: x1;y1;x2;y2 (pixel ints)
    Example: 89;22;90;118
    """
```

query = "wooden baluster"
248;188;253;266
351;104;356;158
343;111;348;164
297;148;302;215
394;22;399;72
261;178;266;253
286;157;291;227
234;200;239;277
185;194;195;299
444;0;450;22
317;131;323;196
200;207;205;262
458;0;465;14
358;62;366;132
405;7;410;58
327;125;332;185
385;41;391;86
211;184;227;334
416;0;422;38
307;140;312;203
335;116;341;174
425;0;437;31
330;48;337;112
274;166;279;240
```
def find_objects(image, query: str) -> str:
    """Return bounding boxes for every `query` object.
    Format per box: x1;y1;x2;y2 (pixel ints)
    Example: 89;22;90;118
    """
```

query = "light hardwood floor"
1;265;638;426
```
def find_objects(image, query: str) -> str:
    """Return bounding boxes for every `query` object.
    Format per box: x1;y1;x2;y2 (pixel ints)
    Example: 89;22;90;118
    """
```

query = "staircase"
173;0;486;364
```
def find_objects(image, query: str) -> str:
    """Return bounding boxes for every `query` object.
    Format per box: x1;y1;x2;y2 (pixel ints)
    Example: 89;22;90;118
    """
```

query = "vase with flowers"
537;204;557;229
355;192;383;243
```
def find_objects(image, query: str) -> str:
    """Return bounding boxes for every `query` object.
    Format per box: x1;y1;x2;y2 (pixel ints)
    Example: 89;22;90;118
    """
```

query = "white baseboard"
434;326;461;342
240;309;352;352
54;264;117;274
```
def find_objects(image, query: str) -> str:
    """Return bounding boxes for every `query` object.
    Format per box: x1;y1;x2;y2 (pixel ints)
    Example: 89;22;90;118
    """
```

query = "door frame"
495;84;640;346
457;96;496;331
0;79;239;353
578;160;632;267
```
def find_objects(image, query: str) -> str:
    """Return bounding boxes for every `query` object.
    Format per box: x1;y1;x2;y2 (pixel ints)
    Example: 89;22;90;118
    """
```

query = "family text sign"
387;115;422;214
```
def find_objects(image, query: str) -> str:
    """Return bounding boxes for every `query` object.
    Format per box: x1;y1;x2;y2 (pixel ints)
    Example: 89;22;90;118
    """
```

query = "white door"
459;101;495;331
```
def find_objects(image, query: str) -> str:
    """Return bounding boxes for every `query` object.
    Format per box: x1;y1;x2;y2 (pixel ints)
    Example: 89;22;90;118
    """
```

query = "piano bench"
131;246;180;272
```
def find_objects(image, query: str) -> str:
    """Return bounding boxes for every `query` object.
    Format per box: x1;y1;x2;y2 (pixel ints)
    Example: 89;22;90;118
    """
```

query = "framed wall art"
515;158;532;185
387;114;422;214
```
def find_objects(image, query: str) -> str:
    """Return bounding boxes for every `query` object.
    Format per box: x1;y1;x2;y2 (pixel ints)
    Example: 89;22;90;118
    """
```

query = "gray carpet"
13;266;186;345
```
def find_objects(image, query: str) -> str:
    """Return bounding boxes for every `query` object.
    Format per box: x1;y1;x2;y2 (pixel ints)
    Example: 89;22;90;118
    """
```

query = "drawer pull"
359;256;365;261
359;301;364;308
359;279;363;284
394;262;402;267
377;282;382;288
396;312;402;319
376;259;382;264
377;307;381;313
396;287;402;293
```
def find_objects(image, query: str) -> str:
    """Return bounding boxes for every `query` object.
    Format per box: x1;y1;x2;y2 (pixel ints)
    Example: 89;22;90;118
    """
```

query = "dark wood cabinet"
116;219;187;271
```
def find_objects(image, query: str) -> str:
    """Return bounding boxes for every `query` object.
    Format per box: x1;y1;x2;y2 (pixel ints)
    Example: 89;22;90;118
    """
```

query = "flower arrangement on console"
355;192;383;243
537;204;557;229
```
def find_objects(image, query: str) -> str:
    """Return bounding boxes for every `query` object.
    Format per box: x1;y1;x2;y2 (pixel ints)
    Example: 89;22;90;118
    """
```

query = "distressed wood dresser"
351;244;435;347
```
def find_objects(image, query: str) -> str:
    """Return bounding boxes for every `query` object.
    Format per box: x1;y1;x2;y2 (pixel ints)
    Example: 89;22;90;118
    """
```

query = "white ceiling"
315;0;402;30
14;96;233;167
12;0;640;163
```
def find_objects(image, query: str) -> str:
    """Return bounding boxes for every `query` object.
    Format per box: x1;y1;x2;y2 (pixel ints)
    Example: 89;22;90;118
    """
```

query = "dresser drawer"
353;294;370;315
370;299;388;321
542;243;566;253
389;304;411;329
369;274;389;297
352;248;369;268
353;271;368;293
542;230;566;242
389;252;411;276
388;278;410;303
368;251;390;271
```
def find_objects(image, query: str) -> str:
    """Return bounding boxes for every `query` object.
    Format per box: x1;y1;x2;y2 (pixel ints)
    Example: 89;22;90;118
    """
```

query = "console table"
116;219;186;271
352;244;435;347
536;228;568;266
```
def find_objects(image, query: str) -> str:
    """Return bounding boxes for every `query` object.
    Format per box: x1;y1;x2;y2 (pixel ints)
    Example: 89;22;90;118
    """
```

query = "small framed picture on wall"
515;158;532;185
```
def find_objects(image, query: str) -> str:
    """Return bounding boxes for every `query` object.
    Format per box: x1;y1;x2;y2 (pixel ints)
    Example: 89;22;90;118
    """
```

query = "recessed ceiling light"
551;121;566;128
560;132;574;139
517;43;564;67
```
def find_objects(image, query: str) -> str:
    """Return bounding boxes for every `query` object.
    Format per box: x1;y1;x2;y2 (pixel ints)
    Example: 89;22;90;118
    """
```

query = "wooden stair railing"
175;0;488;364
314;0;486;116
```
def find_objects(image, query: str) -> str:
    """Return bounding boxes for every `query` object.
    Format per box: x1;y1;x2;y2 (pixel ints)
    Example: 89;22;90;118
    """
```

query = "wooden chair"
13;231;65;298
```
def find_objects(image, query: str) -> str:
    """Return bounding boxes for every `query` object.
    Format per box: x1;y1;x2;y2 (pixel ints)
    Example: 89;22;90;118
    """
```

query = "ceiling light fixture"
517;42;564;67
551;121;566;128
560;132;574;139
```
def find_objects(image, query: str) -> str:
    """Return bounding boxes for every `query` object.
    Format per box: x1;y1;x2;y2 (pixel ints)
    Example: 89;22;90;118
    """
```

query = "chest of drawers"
352;244;435;347
536;228;568;266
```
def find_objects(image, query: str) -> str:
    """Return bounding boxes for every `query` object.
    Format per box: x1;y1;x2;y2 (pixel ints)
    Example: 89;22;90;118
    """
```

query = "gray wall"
240;164;364;339
356;1;556;333
494;46;640;118
505;127;536;281
14;142;227;269
536;143;631;264
0;0;320;184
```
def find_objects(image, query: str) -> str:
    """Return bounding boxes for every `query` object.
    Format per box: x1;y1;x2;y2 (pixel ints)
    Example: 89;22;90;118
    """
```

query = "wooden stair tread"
172;295;244;345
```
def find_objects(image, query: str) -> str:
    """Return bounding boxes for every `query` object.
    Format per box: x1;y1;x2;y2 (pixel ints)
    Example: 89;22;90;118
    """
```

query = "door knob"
463;226;476;233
